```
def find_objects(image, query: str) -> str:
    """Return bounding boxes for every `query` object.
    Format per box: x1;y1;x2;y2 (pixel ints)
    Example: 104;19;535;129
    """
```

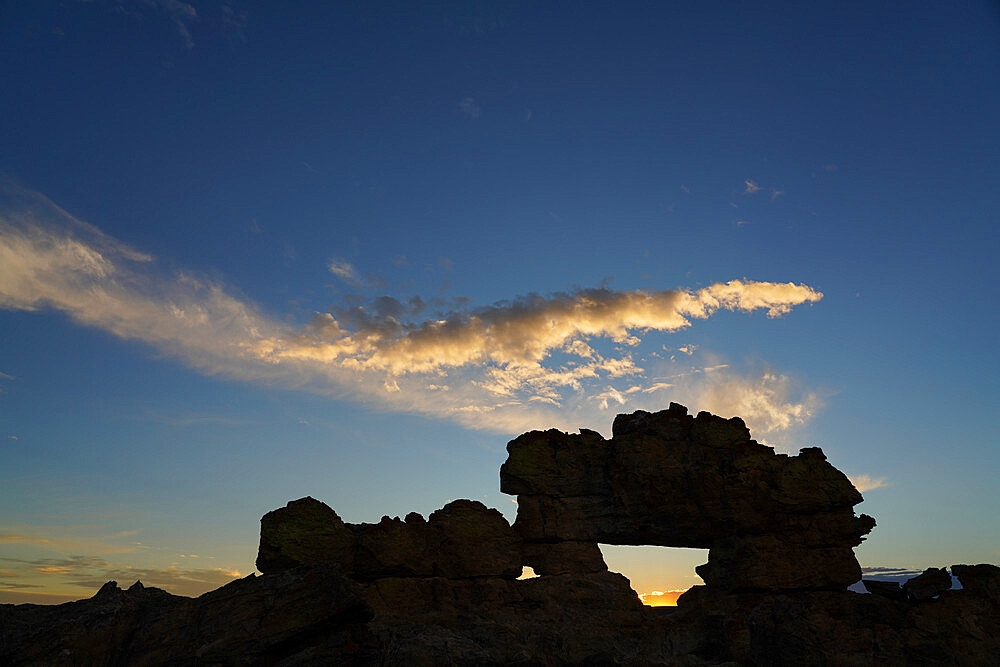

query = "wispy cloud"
849;474;888;493
0;370;14;395
138;410;250;427
0;525;144;555
743;179;761;194
0;554;240;598
689;370;821;439
860;566;926;581
328;259;360;283
0;187;825;436
459;97;481;118
159;0;198;49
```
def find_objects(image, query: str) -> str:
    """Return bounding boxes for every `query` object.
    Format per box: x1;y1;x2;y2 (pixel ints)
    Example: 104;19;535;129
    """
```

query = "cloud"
459;97;481;118
0;590;84;604
688;371;821;441
0;526;143;555
743;179;761;194
0;554;240;598
770;188;784;201
139;410;249;427
859;566;926;582
0;187;825;435
328;259;360;283
155;0;199;49
221;3;249;44
848;474;888;493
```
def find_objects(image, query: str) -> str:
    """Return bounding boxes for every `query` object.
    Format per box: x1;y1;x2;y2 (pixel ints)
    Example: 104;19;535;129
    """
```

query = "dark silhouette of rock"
863;579;906;600
258;497;522;580
952;563;1000;601
501;402;875;590
0;566;372;665
902;566;952;600
522;540;608;575
2;405;997;665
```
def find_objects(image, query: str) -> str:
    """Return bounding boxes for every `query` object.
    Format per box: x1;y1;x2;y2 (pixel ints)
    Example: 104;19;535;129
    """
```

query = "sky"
0;1;998;605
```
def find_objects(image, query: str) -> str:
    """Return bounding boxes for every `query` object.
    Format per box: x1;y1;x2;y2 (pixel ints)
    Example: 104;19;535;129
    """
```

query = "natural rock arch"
500;402;875;592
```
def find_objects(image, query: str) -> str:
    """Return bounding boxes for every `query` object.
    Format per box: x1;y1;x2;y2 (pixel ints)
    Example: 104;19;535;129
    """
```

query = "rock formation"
256;497;522;580
2;404;997;665
901;566;953;601
501;403;875;592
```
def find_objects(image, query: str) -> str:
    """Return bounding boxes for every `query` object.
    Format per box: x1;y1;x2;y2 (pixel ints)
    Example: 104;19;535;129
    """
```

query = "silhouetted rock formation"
902;566;953;601
2;404;997;665
0;565;372;665
953;563;1000;601
863;578;906;600
257;497;521;580
501;402;875;591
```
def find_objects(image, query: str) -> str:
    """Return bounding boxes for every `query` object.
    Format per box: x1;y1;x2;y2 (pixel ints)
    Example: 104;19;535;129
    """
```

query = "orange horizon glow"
638;589;687;607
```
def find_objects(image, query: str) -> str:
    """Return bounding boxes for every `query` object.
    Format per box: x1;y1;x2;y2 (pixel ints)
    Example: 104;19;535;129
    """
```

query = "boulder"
902;567;952;601
521;541;608;576
863;579;906;600
256;496;354;574
952;563;1000;601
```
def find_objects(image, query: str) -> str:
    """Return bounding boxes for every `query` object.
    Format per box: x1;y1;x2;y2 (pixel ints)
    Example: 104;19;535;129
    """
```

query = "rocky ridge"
1;404;997;665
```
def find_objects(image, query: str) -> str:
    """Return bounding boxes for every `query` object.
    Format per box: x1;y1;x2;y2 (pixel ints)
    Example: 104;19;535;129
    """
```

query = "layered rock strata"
501;402;875;591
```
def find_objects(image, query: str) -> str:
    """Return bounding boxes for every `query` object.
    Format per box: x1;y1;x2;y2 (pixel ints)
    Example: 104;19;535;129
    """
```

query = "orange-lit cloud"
0;552;242;600
690;370;821;437
0;186;825;435
0;528;143;555
638;589;687;606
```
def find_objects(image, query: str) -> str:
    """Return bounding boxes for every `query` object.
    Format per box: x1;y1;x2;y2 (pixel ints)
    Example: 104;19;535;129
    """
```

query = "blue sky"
1;1;998;603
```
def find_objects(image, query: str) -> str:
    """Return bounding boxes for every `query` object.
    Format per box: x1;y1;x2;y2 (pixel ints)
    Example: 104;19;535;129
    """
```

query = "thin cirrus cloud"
0;186;825;436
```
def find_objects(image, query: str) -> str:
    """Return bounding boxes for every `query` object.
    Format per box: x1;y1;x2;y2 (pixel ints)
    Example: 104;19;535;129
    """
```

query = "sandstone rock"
256;496;354;574
501;403;873;591
696;535;864;591
902;567;952;601
258;497;521;580
521;540;608;575
863;579;906;600
952;563;1000;601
